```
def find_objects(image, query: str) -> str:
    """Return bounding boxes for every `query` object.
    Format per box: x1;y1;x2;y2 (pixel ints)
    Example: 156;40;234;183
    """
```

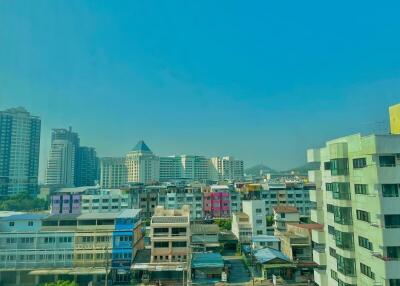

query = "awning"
29;268;109;276
132;263;187;272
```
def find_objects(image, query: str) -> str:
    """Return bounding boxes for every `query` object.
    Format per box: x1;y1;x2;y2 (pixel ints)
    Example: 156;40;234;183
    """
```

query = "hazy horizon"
1;1;400;182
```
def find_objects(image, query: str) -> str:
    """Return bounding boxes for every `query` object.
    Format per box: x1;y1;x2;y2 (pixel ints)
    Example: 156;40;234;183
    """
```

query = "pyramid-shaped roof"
132;140;152;152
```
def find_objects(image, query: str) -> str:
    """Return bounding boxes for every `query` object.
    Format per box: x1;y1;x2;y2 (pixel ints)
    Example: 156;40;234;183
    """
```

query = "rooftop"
132;140;152;153
254;247;291;264
252;235;280;243
152;216;188;224
0;213;49;221
191;224;219;235
273;206;299;213
191;252;224;268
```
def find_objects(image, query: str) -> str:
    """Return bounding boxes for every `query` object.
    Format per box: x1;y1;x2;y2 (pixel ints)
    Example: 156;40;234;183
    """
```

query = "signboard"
221;271;227;282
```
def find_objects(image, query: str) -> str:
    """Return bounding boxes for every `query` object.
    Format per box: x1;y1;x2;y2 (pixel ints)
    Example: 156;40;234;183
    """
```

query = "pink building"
203;186;231;218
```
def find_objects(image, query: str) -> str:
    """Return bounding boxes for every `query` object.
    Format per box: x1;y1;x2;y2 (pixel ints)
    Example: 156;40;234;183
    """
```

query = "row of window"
153;241;187;248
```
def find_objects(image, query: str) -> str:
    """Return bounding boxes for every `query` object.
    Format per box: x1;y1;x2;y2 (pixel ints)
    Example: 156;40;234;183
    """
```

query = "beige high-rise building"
210;156;244;181
125;140;159;184
99;157;127;188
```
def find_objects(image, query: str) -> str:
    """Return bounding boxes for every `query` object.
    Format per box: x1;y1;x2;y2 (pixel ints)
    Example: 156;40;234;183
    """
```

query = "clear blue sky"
1;1;400;180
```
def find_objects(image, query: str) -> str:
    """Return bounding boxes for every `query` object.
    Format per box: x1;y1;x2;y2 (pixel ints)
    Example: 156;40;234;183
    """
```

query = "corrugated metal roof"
254;247;290;264
0;213;49;221
152;216;188;224
191;252;224;268
191;224;219;234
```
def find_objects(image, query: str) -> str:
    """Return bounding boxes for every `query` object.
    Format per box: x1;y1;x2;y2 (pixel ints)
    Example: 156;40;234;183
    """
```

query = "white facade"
45;140;75;186
232;212;252;243
308;133;400;286
126;141;159;184
81;189;130;213
210;156;244;181
242;200;267;235
99;157;128;188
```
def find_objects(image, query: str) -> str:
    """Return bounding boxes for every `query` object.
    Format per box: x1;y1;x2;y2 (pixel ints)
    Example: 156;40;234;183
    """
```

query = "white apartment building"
242;200;267;235
232;212;253;244
126;141;160;184
210;156;244;181
81;188;130;213
45;139;75;186
273;206;300;234
99;157;128;188
308;132;400;286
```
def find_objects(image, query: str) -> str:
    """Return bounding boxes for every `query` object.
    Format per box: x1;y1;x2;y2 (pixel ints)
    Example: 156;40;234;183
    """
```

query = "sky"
1;1;400;181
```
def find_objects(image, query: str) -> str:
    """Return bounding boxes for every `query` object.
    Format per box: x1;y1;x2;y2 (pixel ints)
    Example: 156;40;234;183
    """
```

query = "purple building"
51;193;81;215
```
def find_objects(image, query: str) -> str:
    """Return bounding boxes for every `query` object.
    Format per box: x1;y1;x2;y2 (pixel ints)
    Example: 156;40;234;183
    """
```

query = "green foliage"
0;192;48;211
214;219;231;230
266;215;274;227
42;280;78;286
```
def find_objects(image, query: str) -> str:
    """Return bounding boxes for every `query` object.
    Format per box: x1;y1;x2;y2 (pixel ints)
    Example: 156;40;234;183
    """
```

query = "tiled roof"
273;206;299;213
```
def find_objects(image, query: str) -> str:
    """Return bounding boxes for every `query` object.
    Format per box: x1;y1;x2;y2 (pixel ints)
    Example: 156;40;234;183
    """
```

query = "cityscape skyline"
2;1;400;182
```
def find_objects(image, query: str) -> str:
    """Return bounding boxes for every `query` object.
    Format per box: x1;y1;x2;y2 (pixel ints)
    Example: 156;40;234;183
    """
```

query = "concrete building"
251;235;280;250
75;146;98;187
45;128;80;187
125;141;159;184
0;107;41;196
99;157;128;189
50;187;131;215
231;212;252;244
242;200;267;235
203;185;231;218
0;209;142;286
150;206;190;264
273;206;300;234
307;131;400;286
210;156;244;181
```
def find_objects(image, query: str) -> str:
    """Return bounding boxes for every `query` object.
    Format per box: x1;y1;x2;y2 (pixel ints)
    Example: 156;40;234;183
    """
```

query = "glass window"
358;236;373;251
328;225;335;235
331;158;349;176
172;241;187;247
327;204;334;213
337;255;356;276
324;161;331;170
379;155;396;167
382;184;399;197
387;246;400;259
332;182;351;200
355;184;368;195
356;210;370;223
154;241;169;248
389;280;400;286
353;158;367;169
334;230;354;250
360;263;375;279
334;207;353;225
385;215;400;228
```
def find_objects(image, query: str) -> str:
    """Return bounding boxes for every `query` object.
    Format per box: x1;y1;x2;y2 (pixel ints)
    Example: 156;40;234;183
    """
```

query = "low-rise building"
273;206;300;234
231;212;252;244
242;200;267;235
203;185;230;218
190;224;220;252
252;235;280;251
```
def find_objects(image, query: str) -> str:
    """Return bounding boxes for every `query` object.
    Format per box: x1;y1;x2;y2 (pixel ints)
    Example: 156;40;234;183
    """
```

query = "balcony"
313;268;327;286
311;208;324;224
312;229;325;244
313;249;327;266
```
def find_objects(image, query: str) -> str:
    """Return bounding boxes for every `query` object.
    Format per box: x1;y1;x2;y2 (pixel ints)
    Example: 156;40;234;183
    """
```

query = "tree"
266;215;274;227
215;219;231;230
0;192;48;211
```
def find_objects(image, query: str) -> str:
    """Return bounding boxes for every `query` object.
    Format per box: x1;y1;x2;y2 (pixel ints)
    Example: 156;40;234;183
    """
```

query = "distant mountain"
245;162;320;177
244;164;278;176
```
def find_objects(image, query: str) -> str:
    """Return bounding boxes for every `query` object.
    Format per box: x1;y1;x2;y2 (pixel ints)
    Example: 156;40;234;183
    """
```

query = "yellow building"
389;103;400;134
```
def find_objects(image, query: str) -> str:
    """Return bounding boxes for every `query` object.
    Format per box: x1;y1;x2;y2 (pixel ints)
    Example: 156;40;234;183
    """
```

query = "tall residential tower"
0;107;41;196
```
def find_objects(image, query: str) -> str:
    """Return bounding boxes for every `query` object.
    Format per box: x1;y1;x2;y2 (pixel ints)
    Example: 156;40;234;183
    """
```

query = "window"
154;241;169;248
331;158;349;176
44;237;56;243
385;215;400;228
358;236;373;251
256;208;262;214
256;219;263;224
256;230;263;235
334;207;353;225
281;213;286;218
154;228;168;234
379;155;396;167
337;255;356;276
28;221;33;226
334;230;354;250
171;227;186;235
355;184;368;195
326;183;333;191
360;263;375;279
327;204;334;213
328;225;335;235
353;158;367;169
172;241;187;247
356;210;370;223
9;221;14;227
382;184;399;197
331;270;338;281
332;182;351;200
324;161;331;170
387;246;400;259
390;280;400;286
329;247;337;258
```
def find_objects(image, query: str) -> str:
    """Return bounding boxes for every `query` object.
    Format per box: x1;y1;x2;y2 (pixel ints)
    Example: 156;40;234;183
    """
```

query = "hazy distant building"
210;156;244;181
100;157;128;188
159;155;212;182
0;107;41;196
75;146;98;187
126;141;159;184
45;128;79;187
